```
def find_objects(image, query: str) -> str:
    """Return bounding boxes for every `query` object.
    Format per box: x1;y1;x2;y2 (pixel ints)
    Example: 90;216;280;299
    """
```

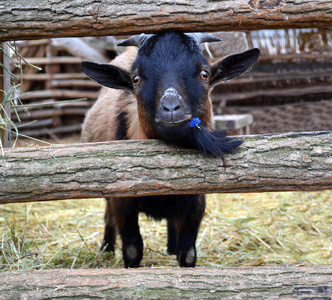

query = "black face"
131;32;211;140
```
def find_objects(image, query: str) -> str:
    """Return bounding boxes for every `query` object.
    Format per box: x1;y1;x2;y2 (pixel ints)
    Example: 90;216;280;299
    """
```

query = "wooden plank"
1;0;332;42
16;118;55;130
14;100;93;113
12;39;50;47
19;89;98;100
0;131;331;204
0;43;11;148
211;84;332;104
11;108;88;121
0;266;332;299
16;124;82;138
257;53;332;63
218;70;332;86
49;79;99;88
18;72;89;81
13;56;82;65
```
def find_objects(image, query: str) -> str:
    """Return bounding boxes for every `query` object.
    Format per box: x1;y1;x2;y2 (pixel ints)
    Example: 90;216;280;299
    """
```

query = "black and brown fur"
81;31;260;268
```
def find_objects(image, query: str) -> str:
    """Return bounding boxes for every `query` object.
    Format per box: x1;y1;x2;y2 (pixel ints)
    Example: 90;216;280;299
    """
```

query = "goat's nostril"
161;99;181;112
162;104;180;112
173;104;181;111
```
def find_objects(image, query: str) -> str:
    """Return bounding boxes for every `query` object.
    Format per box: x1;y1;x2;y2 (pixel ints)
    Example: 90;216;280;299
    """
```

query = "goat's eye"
200;70;209;82
132;75;141;87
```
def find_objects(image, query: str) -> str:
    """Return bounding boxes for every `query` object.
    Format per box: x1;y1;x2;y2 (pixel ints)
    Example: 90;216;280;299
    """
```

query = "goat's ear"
81;61;133;91
210;48;260;87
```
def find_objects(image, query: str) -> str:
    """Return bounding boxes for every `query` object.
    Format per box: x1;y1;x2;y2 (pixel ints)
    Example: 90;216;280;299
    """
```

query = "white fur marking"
185;246;195;265
126;244;138;260
161;87;181;100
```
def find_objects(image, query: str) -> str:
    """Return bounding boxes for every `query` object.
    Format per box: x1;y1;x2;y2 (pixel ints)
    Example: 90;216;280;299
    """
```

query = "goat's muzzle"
155;88;192;127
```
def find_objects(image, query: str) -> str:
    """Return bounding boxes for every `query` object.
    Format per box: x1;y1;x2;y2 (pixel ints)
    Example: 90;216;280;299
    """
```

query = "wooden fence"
0;131;331;204
1;1;332;299
1;0;332;42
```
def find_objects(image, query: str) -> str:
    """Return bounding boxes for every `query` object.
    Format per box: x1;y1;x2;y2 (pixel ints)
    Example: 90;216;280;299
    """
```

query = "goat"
81;31;260;268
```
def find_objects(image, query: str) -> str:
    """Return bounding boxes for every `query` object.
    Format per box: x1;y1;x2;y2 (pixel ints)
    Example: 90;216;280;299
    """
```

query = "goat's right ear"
81;61;133;91
209;48;260;87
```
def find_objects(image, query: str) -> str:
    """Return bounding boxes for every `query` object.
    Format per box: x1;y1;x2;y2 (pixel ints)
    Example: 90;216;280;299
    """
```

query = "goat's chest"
137;195;204;220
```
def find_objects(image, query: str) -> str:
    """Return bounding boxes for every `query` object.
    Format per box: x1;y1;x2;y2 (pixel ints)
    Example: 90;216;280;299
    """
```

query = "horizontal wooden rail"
13;124;82;139
1;0;332;42
18;73;88;81
13;56;82;65
19;89;98;100
0;131;331;204
1;266;332;299
212;84;332;103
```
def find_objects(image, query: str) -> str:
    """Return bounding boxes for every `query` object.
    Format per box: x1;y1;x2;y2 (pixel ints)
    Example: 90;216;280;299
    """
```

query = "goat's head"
82;31;260;157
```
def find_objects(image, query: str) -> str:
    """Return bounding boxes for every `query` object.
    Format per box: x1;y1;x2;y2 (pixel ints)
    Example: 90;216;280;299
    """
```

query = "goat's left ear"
210;48;260;87
81;61;133;91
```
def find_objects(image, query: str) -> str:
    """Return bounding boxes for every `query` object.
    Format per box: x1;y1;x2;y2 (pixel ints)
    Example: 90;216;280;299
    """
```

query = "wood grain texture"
0;131;331;204
0;0;332;42
1;265;332;299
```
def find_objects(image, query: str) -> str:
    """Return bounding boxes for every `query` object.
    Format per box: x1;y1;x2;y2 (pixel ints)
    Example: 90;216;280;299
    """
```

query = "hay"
1;191;331;270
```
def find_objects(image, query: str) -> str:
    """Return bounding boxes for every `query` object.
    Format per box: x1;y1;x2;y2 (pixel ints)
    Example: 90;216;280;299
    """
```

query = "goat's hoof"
100;242;114;254
123;244;142;268
177;246;196;267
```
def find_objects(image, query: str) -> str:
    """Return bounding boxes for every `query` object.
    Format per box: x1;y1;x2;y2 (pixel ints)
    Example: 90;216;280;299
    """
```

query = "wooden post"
0;42;11;148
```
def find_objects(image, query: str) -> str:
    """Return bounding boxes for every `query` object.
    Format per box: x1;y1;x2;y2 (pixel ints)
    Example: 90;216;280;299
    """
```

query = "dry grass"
1;191;331;270
2;41;331;271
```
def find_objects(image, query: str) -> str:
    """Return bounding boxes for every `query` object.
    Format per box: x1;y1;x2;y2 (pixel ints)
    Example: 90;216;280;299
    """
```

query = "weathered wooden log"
1;266;332;299
1;0;332;42
0;131;331;204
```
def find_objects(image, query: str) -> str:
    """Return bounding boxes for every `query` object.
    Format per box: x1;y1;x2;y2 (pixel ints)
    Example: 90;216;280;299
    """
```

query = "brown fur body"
81;47;147;142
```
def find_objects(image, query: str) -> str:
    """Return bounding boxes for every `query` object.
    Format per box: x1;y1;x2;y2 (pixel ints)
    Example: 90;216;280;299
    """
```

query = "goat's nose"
161;97;181;112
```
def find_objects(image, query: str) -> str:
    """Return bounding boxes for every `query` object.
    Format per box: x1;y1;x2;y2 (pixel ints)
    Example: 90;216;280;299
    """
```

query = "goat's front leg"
120;219;143;268
167;219;178;255
112;198;143;268
176;195;205;267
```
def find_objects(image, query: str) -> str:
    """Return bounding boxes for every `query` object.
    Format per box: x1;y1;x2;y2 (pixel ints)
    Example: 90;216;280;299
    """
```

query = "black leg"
111;197;143;268
176;195;205;267
101;198;116;253
177;227;198;267
167;219;178;255
119;219;143;268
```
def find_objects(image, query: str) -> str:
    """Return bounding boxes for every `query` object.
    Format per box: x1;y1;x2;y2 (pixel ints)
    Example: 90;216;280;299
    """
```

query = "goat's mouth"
155;114;192;127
